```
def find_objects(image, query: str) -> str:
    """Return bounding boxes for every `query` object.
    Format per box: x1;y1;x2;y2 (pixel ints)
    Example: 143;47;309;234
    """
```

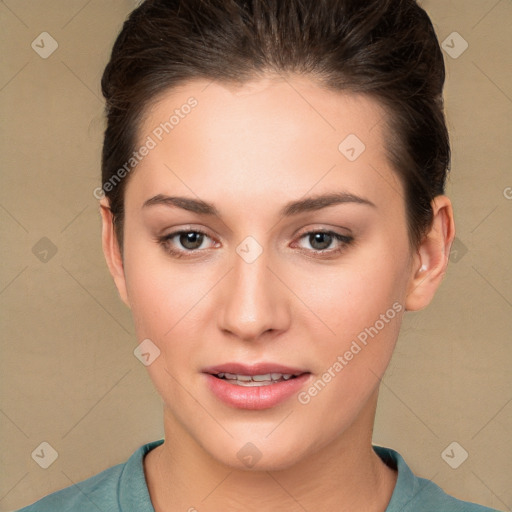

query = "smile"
203;363;311;409
214;372;298;386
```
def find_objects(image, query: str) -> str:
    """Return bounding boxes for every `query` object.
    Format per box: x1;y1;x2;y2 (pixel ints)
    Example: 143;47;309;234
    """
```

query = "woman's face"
113;77;418;469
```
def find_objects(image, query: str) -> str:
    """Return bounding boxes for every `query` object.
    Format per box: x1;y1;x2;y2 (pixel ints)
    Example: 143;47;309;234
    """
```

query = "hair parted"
101;0;450;250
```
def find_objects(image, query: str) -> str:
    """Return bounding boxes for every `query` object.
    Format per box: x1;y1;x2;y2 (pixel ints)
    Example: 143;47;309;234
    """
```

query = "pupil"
310;232;331;250
180;232;203;250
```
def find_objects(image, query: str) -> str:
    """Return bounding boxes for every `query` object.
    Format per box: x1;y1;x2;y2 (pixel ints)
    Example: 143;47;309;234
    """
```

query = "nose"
217;249;291;342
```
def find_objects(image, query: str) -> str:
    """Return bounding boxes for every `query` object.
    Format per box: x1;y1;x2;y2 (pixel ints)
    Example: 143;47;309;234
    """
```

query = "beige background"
1;1;511;510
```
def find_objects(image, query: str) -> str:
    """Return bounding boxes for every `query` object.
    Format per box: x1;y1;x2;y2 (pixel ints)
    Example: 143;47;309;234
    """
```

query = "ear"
405;195;455;311
99;198;131;308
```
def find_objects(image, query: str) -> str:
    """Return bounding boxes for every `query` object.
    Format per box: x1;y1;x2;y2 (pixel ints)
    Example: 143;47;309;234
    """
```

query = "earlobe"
99;198;131;308
405;195;455;311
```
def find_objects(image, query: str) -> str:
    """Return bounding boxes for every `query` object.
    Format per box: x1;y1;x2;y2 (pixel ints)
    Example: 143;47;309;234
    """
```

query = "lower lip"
204;373;311;410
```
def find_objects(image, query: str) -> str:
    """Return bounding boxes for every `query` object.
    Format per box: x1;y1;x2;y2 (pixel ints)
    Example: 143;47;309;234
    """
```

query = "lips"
215;372;296;386
203;362;308;376
202;362;311;409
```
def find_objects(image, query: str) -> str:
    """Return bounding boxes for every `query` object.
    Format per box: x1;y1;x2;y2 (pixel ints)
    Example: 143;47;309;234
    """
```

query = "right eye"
158;229;218;258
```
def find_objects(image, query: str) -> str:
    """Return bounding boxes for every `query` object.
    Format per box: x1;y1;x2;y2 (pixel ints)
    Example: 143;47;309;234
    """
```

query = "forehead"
127;77;403;217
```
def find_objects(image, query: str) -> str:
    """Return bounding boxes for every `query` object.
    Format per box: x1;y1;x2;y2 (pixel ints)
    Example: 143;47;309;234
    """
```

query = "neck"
144;389;397;512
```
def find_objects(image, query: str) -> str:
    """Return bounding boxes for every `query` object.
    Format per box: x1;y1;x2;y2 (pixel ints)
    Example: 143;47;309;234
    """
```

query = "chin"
202;430;325;472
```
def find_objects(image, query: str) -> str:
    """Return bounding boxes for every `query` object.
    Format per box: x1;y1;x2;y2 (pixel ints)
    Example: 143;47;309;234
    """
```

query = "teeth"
252;373;271;382
232;380;270;387
216;372;297;386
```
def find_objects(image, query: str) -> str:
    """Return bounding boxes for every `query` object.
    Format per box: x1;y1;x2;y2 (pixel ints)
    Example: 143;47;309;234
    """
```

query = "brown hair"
101;0;450;251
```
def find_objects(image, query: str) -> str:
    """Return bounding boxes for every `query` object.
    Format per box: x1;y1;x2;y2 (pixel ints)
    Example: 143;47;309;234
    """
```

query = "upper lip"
202;362;309;376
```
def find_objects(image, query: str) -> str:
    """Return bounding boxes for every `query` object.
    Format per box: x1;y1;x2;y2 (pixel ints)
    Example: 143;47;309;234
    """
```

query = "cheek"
294;239;410;342
123;237;204;337
122;249;207;399
289;234;409;419
293;263;406;441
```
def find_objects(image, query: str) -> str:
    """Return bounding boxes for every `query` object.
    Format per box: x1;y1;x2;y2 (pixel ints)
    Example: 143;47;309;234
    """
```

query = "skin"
100;76;455;511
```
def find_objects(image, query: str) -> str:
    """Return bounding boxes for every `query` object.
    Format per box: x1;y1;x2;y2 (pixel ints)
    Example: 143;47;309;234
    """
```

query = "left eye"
295;231;353;253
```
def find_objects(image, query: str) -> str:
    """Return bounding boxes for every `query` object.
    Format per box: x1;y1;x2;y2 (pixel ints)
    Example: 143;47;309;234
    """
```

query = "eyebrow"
142;192;376;217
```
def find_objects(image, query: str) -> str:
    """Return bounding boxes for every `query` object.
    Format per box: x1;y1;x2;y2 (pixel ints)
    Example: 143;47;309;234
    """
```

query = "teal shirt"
17;439;500;511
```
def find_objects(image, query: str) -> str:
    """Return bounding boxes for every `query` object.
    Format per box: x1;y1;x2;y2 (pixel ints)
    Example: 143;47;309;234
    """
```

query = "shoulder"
15;463;124;512
15;439;164;512
373;445;501;512
402;475;500;512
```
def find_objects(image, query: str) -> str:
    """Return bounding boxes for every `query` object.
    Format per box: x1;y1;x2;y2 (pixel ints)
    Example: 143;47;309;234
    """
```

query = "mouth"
202;362;311;409
211;371;302;386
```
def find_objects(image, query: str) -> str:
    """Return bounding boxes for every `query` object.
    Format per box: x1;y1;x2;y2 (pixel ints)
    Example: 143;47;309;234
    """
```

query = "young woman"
17;0;501;511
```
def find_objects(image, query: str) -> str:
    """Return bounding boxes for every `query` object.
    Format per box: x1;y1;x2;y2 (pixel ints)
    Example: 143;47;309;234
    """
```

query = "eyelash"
157;228;354;259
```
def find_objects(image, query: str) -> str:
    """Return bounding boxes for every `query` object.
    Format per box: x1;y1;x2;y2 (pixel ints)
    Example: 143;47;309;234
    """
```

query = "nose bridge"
217;241;290;340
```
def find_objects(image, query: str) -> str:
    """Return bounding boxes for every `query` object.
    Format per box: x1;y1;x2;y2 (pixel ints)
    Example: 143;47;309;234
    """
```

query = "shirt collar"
118;438;164;511
119;440;418;511
373;444;432;511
